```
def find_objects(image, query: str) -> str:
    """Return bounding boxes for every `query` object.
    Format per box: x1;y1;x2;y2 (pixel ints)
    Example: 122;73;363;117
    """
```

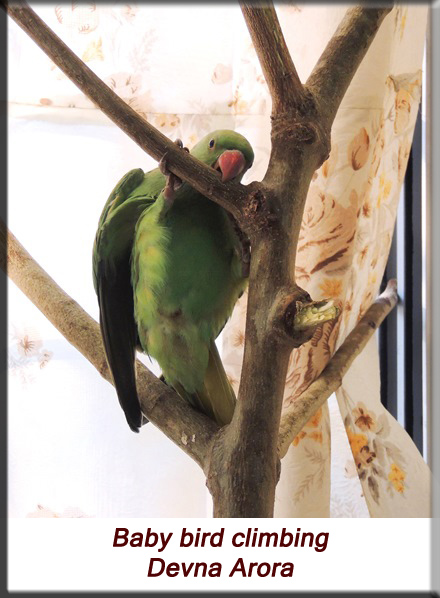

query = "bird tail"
174;341;236;426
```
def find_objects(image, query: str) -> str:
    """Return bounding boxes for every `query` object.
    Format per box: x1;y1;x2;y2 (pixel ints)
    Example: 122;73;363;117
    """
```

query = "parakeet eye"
209;139;215;149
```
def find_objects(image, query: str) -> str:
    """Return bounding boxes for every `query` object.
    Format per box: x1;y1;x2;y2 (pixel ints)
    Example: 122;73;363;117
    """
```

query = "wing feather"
93;169;159;431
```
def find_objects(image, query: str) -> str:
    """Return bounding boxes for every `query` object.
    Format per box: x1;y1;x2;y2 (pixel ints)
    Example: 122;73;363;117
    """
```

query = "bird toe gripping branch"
159;139;190;205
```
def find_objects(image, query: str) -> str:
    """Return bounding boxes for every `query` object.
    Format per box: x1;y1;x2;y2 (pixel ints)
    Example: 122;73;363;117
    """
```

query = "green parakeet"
93;130;254;432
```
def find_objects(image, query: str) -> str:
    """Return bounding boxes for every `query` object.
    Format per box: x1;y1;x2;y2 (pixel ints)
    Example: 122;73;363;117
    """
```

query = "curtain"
7;3;430;518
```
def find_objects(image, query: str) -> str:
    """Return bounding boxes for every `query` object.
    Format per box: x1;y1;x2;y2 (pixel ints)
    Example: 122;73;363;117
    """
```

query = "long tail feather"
173;341;236;426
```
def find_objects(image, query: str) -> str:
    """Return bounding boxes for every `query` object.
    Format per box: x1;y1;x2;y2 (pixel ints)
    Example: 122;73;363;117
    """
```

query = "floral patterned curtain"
8;3;430;518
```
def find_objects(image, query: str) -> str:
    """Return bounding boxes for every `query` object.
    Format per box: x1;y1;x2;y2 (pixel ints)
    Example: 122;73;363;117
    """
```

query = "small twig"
1;220;218;468
277;279;398;458
4;1;248;220
307;6;393;128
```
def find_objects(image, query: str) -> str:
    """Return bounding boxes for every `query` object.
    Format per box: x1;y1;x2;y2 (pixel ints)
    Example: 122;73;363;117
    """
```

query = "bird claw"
159;139;189;205
159;138;190;175
160;138;191;207
176;138;190;154
163;173;183;207
159;137;189;181
159;153;171;177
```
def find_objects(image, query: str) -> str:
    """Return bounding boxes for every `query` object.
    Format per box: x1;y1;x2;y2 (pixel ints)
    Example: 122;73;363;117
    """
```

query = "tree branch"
4;1;249;222
306;6;393;128
277;279;398;458
0;220;219;469
240;3;305;112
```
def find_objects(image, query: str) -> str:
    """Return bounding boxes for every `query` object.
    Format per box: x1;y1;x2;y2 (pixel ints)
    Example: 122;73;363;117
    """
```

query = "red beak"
217;150;247;182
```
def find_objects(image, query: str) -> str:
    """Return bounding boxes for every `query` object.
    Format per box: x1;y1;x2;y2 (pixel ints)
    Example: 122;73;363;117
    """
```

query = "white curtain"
8;3;430;518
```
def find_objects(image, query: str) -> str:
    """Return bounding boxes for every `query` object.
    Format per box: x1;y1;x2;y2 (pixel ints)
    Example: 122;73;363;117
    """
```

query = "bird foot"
159;139;190;206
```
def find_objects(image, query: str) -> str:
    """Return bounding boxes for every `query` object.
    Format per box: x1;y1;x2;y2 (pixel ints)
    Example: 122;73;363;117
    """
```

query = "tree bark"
4;1;394;517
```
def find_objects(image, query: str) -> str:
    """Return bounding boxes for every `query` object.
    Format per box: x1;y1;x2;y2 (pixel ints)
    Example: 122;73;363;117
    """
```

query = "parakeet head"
191;130;254;183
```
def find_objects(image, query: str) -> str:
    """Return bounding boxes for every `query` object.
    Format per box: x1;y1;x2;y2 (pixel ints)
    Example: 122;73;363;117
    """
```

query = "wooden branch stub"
270;288;341;347
277;279;398;458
